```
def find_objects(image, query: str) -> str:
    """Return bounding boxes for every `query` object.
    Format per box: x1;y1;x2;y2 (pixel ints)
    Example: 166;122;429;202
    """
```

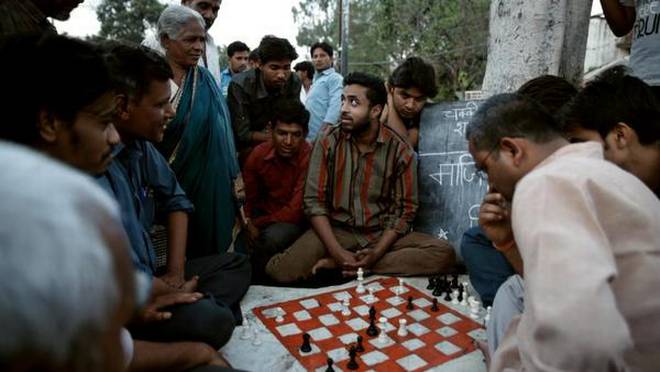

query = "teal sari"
158;66;240;256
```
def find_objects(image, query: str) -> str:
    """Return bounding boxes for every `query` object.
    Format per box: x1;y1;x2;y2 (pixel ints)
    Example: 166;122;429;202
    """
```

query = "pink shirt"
491;142;660;372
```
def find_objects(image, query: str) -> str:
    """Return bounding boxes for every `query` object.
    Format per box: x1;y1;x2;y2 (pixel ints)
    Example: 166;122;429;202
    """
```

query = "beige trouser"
265;227;456;284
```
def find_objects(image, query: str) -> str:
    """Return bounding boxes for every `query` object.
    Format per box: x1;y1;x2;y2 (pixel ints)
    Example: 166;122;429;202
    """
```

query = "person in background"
143;0;223;83
304;41;343;141
242;99;312;282
382;57;438;149
248;48;260;69
228;35;301;160
220;41;250;97
0;0;85;35
294;60;314;104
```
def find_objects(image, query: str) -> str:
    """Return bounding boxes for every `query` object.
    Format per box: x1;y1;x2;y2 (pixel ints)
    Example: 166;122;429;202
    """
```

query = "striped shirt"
304;124;418;246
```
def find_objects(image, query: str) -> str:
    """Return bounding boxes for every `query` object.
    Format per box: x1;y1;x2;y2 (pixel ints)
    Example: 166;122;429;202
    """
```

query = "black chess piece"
368;305;376;320
443;288;452;302
457;285;464;302
356;335;365;352
426;276;436;290
451;274;459;289
300;333;312;353
325;357;335;372
432;286;444;297
406;296;414;310
431;298;439;312
346;346;359;370
366;317;379;337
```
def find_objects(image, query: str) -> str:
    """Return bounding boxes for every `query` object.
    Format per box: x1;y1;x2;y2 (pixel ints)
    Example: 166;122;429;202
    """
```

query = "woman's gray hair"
0;142;124;371
157;4;205;41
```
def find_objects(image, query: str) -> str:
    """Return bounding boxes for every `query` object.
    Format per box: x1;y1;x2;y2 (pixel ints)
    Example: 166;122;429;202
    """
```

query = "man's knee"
187;301;236;350
460;226;490;260
265;253;302;284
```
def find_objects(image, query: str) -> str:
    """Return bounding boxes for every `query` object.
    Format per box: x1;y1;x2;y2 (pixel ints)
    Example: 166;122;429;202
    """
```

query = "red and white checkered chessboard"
253;277;484;371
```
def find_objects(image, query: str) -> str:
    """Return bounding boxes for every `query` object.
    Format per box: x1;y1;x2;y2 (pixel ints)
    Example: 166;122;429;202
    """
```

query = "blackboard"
414;100;487;258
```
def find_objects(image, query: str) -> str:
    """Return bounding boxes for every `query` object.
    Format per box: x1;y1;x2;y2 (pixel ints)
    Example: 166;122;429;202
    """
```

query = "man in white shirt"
467;93;660;371
143;0;222;83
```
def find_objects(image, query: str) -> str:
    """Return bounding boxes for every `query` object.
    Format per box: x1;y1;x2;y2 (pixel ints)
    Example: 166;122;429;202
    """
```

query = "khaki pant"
265;227;456;284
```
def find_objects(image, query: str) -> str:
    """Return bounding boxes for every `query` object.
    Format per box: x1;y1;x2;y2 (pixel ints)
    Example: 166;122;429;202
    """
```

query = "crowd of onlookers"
0;0;658;371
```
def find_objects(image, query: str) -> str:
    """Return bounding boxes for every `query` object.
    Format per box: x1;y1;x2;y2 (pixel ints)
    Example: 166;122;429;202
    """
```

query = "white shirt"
492;142;660;372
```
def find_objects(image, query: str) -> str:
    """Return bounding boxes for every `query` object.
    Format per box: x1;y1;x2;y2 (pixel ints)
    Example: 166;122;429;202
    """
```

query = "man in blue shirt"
101;43;251;355
220;41;250;98
304;41;343;141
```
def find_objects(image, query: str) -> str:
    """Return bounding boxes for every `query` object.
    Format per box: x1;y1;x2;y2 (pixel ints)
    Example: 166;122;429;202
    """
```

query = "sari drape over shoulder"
158;66;240;256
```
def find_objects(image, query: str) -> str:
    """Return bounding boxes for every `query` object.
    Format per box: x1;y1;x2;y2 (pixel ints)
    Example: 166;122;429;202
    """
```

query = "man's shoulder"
231;68;257;89
245;141;273;167
381;124;415;153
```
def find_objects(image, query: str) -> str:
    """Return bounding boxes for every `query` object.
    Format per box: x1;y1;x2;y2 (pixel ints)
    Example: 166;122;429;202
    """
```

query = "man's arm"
601;0;636;37
491;175;632;371
227;81;255;148
321;74;344;126
130;340;227;372
304;135;356;266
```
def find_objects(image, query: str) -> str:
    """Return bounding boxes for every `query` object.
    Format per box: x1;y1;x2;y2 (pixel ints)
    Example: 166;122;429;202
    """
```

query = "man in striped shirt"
265;72;455;283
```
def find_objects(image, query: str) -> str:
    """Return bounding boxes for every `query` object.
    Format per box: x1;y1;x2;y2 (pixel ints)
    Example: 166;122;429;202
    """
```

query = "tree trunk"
481;0;593;95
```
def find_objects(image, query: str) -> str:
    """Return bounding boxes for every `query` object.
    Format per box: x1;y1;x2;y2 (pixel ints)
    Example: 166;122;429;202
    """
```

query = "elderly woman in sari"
154;5;243;257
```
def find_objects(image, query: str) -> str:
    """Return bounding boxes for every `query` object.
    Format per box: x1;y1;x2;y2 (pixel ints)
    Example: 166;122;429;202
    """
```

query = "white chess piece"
367;287;375;302
484;306;492;323
469;299;481;319
397;318;408;337
341;298;351;316
378;317;388;343
251;327;262;346
356;269;365;294
451;289;459;304
398;278;404;291
275;309;284;323
460;284;468;306
240;318;251;340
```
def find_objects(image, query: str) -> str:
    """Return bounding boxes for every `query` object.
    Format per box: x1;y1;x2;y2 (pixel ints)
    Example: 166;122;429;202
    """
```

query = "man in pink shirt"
467;93;660;371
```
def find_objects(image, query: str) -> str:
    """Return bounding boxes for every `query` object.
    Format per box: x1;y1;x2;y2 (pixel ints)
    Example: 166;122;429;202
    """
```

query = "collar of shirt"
313;67;337;81
534;141;603;172
221;68;232;77
340;123;388;152
262;142;303;165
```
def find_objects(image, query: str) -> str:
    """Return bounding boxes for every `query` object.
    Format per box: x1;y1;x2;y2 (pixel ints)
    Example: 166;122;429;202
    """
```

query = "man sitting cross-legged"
467;93;660;371
266;72;455;284
100;43;250;354
242;99;312;282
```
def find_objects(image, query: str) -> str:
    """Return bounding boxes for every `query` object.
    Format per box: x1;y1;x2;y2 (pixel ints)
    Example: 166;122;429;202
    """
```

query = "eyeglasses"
474;143;499;180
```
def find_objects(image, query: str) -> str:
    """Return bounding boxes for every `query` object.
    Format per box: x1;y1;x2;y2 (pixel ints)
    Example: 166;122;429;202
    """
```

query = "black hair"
249;48;260;62
294;61;314;80
560;66;660;145
517;75;577;116
466;93;562;152
310;41;333;58
388;57;438;98
227;41;249;57
272;99;310;132
0;34;114;145
344;72;387;107
257;36;298;64
102;42;173;102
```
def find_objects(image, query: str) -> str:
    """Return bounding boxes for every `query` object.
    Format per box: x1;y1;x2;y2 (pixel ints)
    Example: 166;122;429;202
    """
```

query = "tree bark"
481;0;593;95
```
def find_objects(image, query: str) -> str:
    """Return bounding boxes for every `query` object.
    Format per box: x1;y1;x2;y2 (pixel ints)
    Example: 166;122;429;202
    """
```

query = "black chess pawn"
451;274;459;289
426;276;436;290
406;296;414;310
368;305;376;320
432;286;443;297
300;333;312;353
457;285;464;302
366;317;379;337
431;298;439;312
443;288;452;302
356;335;365;352
325;357;335;372
346;346;359;370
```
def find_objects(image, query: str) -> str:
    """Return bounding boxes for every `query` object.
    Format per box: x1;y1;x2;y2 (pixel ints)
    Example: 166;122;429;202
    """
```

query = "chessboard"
252;277;485;371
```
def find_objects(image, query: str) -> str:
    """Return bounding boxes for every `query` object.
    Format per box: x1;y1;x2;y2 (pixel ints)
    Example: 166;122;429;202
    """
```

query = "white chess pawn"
378;317;388;343
470;300;481;319
398;278;404;290
240;320;251;340
397;318;408;337
367;287;375;302
451;289;460;304
341;298;351;316
460;284;468;306
484;306;492;323
356;281;365;294
275;309;284;323
251;327;262;346
357;267;364;281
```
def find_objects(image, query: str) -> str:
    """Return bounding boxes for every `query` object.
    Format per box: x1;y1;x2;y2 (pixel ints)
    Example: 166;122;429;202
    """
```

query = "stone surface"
220;276;487;372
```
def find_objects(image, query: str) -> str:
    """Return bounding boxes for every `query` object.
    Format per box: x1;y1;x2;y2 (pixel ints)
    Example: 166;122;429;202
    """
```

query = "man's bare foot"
475;339;490;369
311;257;338;274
